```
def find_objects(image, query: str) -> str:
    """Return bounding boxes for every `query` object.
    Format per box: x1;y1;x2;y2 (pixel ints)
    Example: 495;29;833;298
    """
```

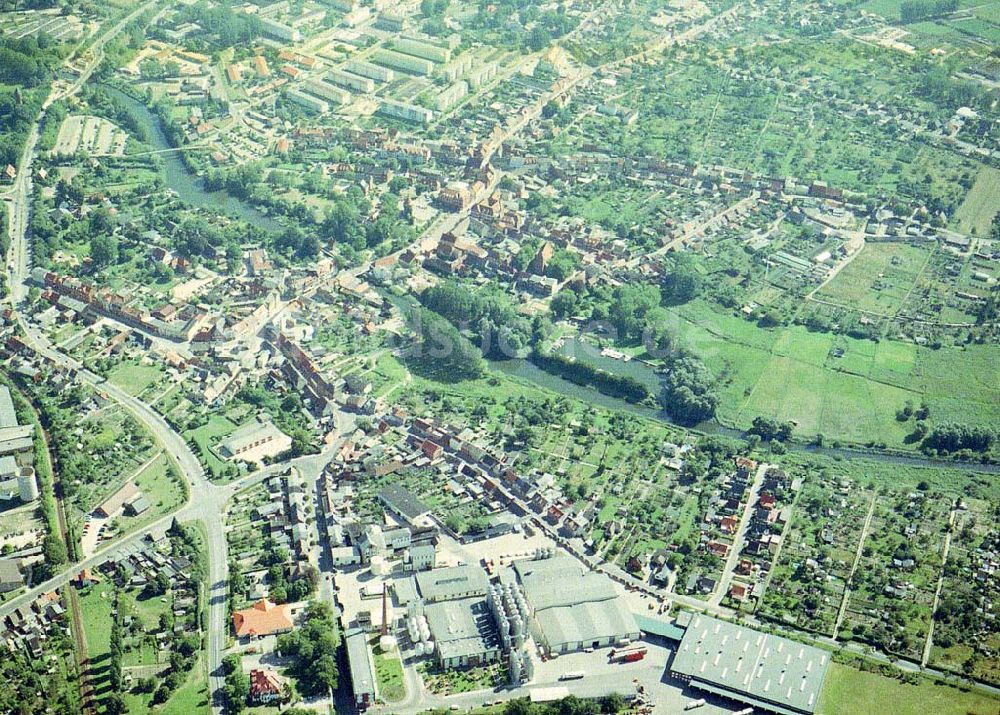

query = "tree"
608;284;660;343
660;356;719;425
660;253;702;305
407;307;485;380
551;289;579;319
104;693;126;715
223;654;249;712
503;699;533;715
600;693;627;714
748;416;794;442
89;234;118;268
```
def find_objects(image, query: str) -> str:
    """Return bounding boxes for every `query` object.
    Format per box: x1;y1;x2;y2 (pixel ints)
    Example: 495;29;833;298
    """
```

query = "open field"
671;301;1000;446
107;360;164;398
817;663;1000;715
132;452;185;523
953;166;1000;236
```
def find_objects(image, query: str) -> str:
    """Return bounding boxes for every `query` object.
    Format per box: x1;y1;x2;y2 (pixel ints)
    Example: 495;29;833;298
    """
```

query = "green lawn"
128;452;185;527
107;361;164;397
372;643;406;702
818;663;999;715
79;582;115;659
184;415;238;479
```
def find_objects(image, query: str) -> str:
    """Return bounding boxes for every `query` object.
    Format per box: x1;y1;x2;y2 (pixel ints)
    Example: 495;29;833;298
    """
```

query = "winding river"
109;100;995;477
102;85;283;232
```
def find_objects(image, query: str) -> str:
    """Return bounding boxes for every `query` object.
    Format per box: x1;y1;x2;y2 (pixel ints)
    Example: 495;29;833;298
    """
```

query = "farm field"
817;663;1000;715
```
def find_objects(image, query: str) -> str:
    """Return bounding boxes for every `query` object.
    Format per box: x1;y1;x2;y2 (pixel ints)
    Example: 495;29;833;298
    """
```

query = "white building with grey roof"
415;564;489;603
670;614;830;715
424;597;501;669
513;556;640;654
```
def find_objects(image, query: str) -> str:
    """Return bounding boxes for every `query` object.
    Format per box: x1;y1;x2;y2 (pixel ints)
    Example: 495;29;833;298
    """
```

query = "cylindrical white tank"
522;651;534;679
509;650;521;684
18;469;38;503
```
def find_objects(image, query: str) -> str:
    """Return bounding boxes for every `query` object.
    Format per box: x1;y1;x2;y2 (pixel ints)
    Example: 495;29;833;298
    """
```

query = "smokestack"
381;582;389;637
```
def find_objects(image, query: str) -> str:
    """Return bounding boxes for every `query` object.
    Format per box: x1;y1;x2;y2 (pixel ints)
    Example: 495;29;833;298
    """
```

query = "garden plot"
758;478;872;635
816;241;933;316
929;497;1000;684
839;490;951;659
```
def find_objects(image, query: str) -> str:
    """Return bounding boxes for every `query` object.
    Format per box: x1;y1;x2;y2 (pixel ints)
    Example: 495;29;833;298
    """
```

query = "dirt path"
922;506;957;667
832;492;877;639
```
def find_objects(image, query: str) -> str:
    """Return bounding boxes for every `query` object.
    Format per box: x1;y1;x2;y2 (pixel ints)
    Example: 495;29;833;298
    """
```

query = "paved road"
711;461;768;607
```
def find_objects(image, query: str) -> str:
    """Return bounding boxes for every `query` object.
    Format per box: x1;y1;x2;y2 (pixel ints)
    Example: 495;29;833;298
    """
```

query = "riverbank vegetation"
531;347;650;403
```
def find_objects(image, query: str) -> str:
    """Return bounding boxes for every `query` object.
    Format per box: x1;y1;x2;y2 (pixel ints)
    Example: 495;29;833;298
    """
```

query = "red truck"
610;645;648;663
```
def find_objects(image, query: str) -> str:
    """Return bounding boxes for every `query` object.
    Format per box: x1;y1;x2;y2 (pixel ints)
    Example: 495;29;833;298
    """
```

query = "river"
101;85;284;232
489;346;1000;474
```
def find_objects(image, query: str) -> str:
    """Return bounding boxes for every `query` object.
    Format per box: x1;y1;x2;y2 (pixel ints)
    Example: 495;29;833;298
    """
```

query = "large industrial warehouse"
513;557;640;654
670;614;830;715
424;598;501;669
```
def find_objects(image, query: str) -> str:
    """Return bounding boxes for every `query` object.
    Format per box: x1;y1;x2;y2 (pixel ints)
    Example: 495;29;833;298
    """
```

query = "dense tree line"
470;0;578;51
222;654;250;713
748;415;795;441
660;253;703;305
531;347;650;403
900;0;957;22
176;2;264;48
921;423;994;453
915;67;986;113
659;355;719;425
405;307;486;380
0;34;62;87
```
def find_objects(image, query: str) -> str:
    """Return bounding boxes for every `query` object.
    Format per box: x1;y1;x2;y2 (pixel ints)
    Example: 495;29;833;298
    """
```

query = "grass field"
372;642;406;702
123;653;211;715
954;166;1000;236
816;241;931;316
184;415;237;479
79;582;115;658
817;663;1000;715
107;360;164;397
132;452;185;524
672;301;1000;446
